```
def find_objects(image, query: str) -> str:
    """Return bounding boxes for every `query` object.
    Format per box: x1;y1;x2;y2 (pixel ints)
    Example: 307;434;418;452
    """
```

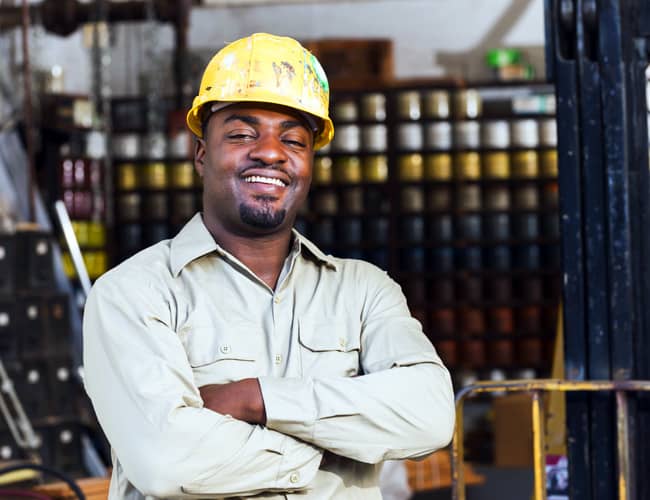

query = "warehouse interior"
0;0;648;499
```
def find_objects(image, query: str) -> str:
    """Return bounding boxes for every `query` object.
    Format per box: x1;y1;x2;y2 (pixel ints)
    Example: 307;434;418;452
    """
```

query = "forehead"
211;102;311;130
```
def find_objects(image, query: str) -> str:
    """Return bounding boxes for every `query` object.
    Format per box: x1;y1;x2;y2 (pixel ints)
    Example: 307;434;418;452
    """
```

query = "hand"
199;378;267;425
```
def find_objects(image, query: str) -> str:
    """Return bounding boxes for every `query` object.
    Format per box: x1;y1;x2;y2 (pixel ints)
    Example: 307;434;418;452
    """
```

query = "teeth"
244;175;286;187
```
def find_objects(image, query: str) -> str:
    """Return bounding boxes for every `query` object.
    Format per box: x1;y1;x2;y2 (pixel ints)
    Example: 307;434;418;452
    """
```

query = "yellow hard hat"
186;33;334;150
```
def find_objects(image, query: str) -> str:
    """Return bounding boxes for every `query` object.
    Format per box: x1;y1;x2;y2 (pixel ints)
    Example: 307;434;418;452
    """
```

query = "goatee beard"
239;199;286;229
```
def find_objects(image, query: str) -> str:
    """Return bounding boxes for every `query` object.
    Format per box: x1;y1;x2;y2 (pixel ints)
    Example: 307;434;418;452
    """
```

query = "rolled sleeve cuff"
259;376;317;440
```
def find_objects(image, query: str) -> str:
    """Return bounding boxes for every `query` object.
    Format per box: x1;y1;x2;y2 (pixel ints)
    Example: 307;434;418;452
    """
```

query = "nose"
248;133;288;165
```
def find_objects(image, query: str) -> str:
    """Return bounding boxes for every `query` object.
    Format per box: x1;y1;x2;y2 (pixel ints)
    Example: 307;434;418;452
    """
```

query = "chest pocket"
298;317;361;377
184;322;261;387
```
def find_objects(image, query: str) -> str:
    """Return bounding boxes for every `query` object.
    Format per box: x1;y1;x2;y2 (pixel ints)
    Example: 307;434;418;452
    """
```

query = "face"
195;103;314;237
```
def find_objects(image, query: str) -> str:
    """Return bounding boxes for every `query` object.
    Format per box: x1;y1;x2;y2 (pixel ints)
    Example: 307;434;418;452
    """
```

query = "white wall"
26;0;545;96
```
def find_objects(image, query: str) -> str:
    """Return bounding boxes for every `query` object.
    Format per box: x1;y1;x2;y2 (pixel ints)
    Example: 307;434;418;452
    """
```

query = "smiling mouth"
243;175;287;187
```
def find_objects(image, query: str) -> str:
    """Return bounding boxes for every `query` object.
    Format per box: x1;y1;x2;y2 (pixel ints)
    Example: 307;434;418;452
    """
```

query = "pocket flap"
186;324;260;368
298;317;361;352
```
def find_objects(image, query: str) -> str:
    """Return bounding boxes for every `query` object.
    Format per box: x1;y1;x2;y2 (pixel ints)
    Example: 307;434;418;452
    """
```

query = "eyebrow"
223;114;309;132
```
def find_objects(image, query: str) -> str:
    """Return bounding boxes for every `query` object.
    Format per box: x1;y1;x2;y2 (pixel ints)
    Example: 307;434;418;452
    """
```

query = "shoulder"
329;256;399;291
91;239;174;296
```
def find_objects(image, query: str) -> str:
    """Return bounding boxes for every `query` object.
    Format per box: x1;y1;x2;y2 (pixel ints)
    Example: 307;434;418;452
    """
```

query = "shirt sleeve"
83;272;322;498
258;264;455;464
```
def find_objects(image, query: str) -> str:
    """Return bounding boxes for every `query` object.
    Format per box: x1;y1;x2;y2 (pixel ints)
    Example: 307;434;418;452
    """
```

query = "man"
83;33;455;499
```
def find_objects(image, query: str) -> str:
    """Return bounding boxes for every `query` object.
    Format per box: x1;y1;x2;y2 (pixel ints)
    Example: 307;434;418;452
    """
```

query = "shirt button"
273;296;281;304
289;472;300;484
338;338;347;348
220;344;231;354
274;354;282;365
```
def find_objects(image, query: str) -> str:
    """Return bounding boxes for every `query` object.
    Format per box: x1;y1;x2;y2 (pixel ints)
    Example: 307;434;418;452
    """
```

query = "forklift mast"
545;1;650;498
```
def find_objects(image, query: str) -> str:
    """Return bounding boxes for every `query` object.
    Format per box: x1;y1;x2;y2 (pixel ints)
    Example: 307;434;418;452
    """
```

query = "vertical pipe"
616;391;630;500
532;391;547;500
21;0;35;222
451;400;465;500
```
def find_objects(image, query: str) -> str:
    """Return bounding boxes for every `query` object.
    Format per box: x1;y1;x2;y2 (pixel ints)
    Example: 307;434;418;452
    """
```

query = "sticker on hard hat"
310;54;329;93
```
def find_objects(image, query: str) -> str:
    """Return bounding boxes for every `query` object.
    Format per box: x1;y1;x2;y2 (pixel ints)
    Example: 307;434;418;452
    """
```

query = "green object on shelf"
486;48;522;68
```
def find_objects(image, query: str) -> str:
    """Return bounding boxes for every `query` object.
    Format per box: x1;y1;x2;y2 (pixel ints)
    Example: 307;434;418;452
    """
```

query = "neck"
202;213;293;290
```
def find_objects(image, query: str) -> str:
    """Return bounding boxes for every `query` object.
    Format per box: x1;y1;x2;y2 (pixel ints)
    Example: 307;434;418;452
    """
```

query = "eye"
283;138;306;147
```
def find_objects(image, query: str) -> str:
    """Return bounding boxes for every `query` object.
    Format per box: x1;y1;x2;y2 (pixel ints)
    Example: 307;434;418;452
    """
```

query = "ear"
194;138;206;178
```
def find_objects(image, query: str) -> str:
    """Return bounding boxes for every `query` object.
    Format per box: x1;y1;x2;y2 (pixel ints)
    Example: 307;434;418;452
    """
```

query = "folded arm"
83;274;322;498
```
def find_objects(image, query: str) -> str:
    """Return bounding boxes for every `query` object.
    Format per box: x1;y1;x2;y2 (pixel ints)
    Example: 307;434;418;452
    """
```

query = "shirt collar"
170;213;337;277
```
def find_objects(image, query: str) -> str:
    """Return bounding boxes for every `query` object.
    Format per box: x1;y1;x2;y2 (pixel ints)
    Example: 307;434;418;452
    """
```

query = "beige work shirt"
83;213;454;499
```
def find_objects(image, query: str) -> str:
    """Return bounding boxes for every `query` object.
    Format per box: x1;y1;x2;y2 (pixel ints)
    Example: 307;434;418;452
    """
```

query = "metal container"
516;306;542;333
338;218;363;244
511;151;539;178
483;186;510;210
517;338;543;366
481;120;510;149
431;246;455;272
362;155;388;183
542;213;560;238
401;216;425;243
365;187;390;213
424;154;452;180
453;89;482;119
513;214;539;239
518;276;544;301
436;340;458;366
361;124;388;152
313;156;333;185
431;309;456;336
112;133;140;159
172;193;196;220
117;163;139;190
456;185;482;210
482;152;510;178
539;118;558;147
458;275;482;301
142;162;168;189
454;152;481;180
429;215;454;241
540;150;558;177
488;307;514;335
332;124;361;153
400;187;425;212
514;244;541;269
431;278;455;303
340;187;364;214
364;217;389;244
460;307;485;334
427;186;453;211
312;190;338;214
513;185;539;209
117;193;141;221
456;215;482;240
484;213;511;239
398;154;424;181
511;119;540;148
87;222;106;247
401;247;426;272
453;121;481;149
170;162;195;188
332;99;358;122
486;245;511;269
424;122;453;150
488;340;514;366
145;193;169;220
361;93;386;121
144;223;170;245
397;123;423;151
461;340;486;369
397;91;421;120
145;132;167;159
169;129;192;158
423;90;450;119
312;219;335;246
119;224;143;255
487;276;512;302
459;246;483;270
333;156;362;183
